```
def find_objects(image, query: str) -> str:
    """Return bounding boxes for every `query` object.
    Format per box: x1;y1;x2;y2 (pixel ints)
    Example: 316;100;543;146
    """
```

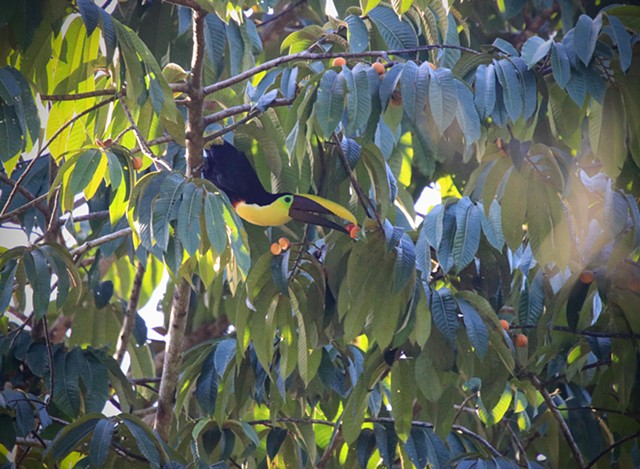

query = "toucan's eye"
284;196;293;203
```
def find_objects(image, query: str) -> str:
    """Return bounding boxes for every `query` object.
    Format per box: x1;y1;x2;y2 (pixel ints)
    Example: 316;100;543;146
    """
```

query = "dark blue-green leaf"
430;287;459;344
195;349;219;416
368;6;418;50
315;70;345;138
177;184;203;256
458;298;489;359
346;14;369;52
89;418;115;467
452;197;481;272
574;14;602;66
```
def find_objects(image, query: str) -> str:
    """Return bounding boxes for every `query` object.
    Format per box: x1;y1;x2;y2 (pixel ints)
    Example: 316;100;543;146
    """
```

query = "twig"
40;89;117;101
513;324;640;340
130;134;174;155
203;45;481;96
69;227;132;259
202;109;261;144
59;210;110;225
202;98;294;126
256;0;307;28
585;431;640;468
331;132;383;229
160;0;200;9
528;372;586;468
0;192;49;224
43;316;55;408
0;96;117;220
118;94;172;171
114;261;146;365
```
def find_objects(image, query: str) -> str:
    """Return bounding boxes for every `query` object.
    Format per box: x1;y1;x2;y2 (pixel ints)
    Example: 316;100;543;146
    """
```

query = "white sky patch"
414;183;442;225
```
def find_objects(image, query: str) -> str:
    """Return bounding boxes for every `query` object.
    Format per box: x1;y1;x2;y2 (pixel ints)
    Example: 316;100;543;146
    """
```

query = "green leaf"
290;291;310;385
77;0;100;35
368;6;418;51
204;13;227;77
474;63;496;121
551;42;571;88
519;271;545;327
393;233;416;293
390;359;414;441
120;414;164;468
479;199;505;251
346;15;369;52
430;287;458;344
374;423;398;468
177;183;203;256
204;193;227;254
267;427;288;459
608;15;632;72
23;248;50;319
360;0;381;15
452;197;481;272
69;148;102;198
454;80;481;145
80;351;110;413
0;104;22;161
270;249;290;296
89;418;115;467
344;63;372;137
357;428;376;469
501;168;527;250
595;86;626;178
521;36;552;67
429;68;457;133
436;206;456;273
574;14;602;66
0;259;17;314
46;413;101;462
195;349;219;416
53;348;82;418
494;59;522;121
458;298;489;359
477;383;513;426
315;70;345;138
151;173;184;251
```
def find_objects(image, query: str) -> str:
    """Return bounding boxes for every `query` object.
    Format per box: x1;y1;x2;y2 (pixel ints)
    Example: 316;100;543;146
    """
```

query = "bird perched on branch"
203;141;359;237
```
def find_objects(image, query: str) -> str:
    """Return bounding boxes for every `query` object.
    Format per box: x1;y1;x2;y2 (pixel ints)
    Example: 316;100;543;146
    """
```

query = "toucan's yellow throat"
203;142;357;234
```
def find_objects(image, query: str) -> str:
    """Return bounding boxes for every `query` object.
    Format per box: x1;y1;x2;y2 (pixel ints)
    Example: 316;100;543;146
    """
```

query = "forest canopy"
1;0;640;467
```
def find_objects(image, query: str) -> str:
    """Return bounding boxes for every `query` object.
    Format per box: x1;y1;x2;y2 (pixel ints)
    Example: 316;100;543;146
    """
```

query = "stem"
528;372;586;468
203;45;481;96
114;261;146;365
585;431;640;469
70;227;132;259
43;316;55;408
40;89;117;101
154;278;192;440
0;192;48;224
202;98;294;126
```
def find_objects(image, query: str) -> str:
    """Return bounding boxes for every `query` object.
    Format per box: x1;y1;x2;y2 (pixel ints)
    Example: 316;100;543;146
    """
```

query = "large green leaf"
458;298;489;359
344;63;372;136
177;183;203;256
429;67;457;133
368;6;418;51
390;359;414;441
23;248;50;319
452;197;481;272
315;70;345;138
474;63;496;121
494;59;522;122
594;86;626;178
45;413;102;462
574;14;602;66
346;14;369;52
429;287;458;344
89;418;115;467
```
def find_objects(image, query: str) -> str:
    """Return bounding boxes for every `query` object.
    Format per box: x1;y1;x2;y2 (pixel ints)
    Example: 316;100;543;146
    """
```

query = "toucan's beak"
289;195;350;233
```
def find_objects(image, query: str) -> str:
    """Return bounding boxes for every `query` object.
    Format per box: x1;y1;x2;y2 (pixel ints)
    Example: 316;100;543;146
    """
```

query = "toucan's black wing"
203;142;270;204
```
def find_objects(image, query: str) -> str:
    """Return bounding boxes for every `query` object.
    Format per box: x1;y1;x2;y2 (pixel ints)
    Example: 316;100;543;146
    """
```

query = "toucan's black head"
203;141;272;205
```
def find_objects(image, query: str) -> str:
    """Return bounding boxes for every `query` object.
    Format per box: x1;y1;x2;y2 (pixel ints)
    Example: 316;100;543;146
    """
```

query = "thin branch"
40;89;117;101
118;94;172;171
0;192;49;224
202;98;294;126
160;0;200;9
131;134;174;155
203;45;481;96
59;210;110;225
528;372;586;468
585;431;640;469
0;96;117;220
43;316;55;408
203;109;261;144
514;324;640;340
331;132;382;229
257;0;307;28
70;227;132;259
114;261;146;365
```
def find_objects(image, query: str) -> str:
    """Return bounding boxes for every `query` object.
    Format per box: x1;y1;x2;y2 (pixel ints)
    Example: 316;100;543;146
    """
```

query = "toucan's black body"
203;142;357;233
202;141;277;206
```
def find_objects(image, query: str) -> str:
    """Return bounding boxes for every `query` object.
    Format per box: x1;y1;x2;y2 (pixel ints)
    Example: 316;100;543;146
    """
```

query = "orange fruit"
514;334;528;347
270;243;282;256
278;237;291;251
499;319;510;331
332;57;346;67
132;156;143;170
579;270;594;284
372;62;385;75
347;224;360;239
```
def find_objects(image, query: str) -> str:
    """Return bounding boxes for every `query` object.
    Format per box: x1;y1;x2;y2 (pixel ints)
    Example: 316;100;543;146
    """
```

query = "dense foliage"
1;0;639;467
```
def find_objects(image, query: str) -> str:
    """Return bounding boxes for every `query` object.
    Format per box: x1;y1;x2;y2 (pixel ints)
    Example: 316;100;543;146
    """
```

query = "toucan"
203;141;358;235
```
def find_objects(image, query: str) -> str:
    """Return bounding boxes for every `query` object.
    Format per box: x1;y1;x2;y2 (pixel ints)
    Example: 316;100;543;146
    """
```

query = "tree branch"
203;45;481;96
585;431;640;469
202;98;294;126
154;278;192;440
69;227;132;259
0;177;49;222
118;94;172;171
114;261;146;365
528;372;586;468
40;89;117;101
